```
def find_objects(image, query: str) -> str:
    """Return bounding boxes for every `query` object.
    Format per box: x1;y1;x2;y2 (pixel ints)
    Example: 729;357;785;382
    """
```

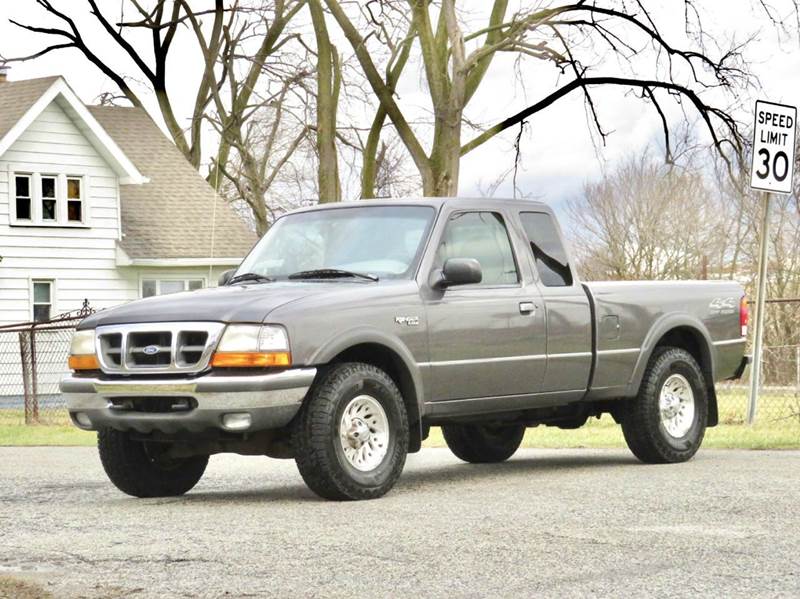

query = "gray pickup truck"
61;198;748;500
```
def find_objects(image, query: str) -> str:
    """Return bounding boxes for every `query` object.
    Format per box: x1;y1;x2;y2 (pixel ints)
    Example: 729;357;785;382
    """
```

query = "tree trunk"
361;108;385;199
251;190;269;237
309;0;341;203
425;100;463;196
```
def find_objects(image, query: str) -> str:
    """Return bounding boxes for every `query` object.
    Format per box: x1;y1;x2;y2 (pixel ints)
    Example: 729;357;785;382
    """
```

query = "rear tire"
442;423;525;463
97;429;208;498
292;362;409;501
621;346;708;464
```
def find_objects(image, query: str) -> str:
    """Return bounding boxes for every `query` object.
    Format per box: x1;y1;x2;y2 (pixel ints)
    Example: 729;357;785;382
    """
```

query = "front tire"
621;346;708;464
292;362;409;500
442;423;525;463
97;429;208;498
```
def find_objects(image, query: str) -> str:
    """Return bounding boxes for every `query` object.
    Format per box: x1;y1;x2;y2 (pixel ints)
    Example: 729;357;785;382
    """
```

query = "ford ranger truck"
61;198;749;501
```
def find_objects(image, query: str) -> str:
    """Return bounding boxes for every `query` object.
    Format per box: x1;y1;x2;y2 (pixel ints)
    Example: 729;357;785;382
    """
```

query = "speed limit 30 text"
757;108;794;146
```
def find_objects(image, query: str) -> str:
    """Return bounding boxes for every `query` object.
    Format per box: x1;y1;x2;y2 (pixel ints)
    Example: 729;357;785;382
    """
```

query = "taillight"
740;296;749;337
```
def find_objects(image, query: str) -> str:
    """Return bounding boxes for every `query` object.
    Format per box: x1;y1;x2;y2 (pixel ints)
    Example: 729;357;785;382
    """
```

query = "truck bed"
584;280;746;400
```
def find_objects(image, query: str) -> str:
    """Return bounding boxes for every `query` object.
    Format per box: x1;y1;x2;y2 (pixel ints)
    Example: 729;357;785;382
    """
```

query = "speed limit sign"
750;100;797;194
748;99;798;425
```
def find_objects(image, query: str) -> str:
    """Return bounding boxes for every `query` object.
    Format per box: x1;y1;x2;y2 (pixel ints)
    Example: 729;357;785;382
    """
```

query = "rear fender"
627;314;716;403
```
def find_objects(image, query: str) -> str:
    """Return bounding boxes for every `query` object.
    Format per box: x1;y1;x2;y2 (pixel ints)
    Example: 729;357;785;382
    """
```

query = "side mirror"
218;269;235;286
433;258;482;289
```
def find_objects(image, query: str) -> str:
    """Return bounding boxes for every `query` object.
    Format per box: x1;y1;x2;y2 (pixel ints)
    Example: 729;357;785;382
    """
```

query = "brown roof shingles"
0;76;60;143
87;105;257;260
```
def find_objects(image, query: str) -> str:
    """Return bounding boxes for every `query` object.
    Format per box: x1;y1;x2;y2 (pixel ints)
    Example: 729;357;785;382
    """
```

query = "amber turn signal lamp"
68;354;100;371
210;351;291;368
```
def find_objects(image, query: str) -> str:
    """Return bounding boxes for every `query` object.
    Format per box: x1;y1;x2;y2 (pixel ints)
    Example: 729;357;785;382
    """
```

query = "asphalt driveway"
1;447;798;598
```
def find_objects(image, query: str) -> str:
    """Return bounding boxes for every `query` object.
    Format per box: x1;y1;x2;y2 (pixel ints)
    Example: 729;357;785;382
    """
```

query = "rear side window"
436;211;519;285
519;212;573;287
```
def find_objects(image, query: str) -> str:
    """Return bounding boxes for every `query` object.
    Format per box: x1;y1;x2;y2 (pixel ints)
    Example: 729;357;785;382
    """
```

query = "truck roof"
287;197;552;215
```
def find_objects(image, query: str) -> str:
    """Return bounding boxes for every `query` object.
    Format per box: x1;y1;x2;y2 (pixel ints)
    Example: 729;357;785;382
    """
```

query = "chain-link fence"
0;308;91;426
722;298;800;431
717;344;800;427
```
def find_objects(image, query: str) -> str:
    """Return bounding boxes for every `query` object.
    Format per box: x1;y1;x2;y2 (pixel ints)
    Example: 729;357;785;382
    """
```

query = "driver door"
423;210;546;402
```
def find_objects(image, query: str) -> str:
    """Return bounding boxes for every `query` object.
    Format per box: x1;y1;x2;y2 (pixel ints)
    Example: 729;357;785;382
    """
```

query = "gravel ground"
1;447;798;598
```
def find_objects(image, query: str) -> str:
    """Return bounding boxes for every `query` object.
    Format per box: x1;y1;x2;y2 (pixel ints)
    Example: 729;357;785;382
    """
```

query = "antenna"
207;147;221;287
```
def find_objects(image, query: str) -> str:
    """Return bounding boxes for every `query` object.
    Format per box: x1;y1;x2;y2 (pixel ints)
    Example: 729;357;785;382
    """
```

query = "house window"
15;174;32;220
67;177;83;222
10;171;87;226
41;175;57;221
32;280;53;322
142;279;204;298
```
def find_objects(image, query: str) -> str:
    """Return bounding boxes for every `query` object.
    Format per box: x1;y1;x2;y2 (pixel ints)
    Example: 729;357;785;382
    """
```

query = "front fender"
309;326;426;418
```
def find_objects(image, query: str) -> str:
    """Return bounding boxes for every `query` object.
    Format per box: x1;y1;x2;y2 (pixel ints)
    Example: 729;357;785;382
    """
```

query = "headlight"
68;329;99;370
212;324;291;367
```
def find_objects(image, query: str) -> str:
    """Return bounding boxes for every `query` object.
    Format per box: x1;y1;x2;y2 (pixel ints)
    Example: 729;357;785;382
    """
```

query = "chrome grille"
95;322;225;374
129;331;173;367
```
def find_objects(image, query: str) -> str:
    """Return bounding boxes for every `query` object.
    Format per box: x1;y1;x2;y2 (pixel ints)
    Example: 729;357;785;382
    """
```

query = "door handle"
519;301;536;314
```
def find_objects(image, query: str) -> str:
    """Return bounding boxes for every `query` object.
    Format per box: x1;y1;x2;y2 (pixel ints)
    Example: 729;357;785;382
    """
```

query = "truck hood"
80;281;365;328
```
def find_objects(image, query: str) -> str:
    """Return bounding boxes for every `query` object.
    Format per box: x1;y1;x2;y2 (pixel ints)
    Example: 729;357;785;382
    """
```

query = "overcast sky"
1;1;799;209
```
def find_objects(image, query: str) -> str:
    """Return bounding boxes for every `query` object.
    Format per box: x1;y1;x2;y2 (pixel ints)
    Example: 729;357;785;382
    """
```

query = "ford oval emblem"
142;344;160;356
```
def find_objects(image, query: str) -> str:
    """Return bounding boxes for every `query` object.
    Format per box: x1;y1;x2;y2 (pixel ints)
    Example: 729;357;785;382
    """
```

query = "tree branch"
460;76;743;180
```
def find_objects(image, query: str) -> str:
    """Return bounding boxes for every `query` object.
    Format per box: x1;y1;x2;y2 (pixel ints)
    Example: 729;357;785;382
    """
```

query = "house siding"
0;99;231;326
0;100;130;324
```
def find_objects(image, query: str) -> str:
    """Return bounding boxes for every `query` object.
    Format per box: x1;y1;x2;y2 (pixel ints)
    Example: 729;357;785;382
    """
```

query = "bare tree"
323;1;797;196
175;1;315;233
307;0;341;202
370;136;420;198
324;0;513;195
349;2;416;199
7;0;305;183
567;150;726;281
211;74;312;234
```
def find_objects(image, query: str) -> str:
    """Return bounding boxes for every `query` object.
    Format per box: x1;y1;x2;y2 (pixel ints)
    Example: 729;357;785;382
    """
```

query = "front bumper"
60;368;316;434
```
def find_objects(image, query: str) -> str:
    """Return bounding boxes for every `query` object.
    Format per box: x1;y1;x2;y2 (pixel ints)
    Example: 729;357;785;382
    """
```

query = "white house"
0;74;256;325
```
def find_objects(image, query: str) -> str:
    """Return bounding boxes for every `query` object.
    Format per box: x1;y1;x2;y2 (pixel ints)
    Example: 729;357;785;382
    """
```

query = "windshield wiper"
227;272;274;285
288;268;379;282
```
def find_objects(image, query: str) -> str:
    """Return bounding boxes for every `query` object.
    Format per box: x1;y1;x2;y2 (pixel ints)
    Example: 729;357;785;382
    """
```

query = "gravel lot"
1;446;798;598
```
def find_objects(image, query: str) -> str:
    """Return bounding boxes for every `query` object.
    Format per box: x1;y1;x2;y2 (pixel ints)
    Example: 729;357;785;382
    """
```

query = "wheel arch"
310;331;426;452
628;315;719;426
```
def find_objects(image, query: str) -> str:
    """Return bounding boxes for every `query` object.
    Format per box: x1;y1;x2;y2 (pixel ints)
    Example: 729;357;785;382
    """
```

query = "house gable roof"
88;105;257;261
0;76;145;184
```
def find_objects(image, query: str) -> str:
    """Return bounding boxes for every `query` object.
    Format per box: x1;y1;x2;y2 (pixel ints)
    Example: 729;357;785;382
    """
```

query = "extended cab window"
519;212;573;287
436;211;518;285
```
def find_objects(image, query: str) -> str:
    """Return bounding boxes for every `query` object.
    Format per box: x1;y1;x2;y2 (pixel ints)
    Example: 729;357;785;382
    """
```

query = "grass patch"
0;410;94;447
423;414;800;450
1;387;797;449
420;386;800;450
0;420;796;449
0;424;95;447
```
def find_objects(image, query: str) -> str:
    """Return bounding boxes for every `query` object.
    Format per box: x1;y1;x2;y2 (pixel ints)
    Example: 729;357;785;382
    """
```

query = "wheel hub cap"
659;373;695;439
339;395;390;472
343;418;371;450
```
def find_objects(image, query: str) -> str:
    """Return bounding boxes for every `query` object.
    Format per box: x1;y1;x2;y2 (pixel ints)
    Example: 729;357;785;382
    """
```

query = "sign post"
747;100;797;423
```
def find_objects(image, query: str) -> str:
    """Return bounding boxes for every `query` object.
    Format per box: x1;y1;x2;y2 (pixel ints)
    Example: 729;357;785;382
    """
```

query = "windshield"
237;205;436;280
